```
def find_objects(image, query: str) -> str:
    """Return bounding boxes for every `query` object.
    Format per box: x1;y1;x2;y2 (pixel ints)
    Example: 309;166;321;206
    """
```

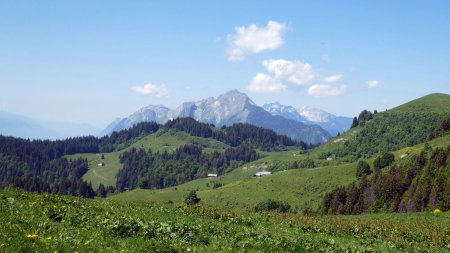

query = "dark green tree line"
323;146;450;214
116;143;260;191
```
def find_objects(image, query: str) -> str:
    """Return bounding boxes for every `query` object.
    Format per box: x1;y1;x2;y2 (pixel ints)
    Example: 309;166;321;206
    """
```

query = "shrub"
355;160;372;178
185;190;200;206
373;152;395;170
254;199;291;213
212;181;223;189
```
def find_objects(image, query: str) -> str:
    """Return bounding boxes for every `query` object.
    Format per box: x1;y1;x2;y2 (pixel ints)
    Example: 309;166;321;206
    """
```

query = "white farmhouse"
254;171;272;177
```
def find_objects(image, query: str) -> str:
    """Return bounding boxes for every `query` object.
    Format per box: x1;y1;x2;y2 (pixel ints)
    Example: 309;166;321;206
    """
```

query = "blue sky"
1;1;450;128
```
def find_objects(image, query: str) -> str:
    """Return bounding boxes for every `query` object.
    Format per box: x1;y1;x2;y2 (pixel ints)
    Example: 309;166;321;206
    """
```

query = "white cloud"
307;84;347;97
366;80;380;88
248;59;316;93
131;83;169;97
262;59;315;86
248;73;286;93
226;21;288;61
323;74;343;83
247;59;348;97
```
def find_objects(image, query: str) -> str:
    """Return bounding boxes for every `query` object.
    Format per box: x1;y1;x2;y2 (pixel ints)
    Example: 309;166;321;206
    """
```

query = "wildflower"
47;236;52;240
53;205;58;209
433;208;441;214
26;233;39;239
1;243;5;247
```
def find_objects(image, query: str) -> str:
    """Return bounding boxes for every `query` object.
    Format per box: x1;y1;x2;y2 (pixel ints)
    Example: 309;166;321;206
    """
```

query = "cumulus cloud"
227;21;288;61
366;80;380;88
247;58;348;97
323;74;343;83
247;59;315;93
131;83;169;97
262;59;315;86
307;84;347;97
248;73;286;93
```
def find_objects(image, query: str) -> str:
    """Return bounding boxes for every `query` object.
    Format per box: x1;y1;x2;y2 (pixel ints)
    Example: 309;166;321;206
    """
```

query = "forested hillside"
0;122;160;197
116;143;259;190
165;117;305;150
0;118;301;197
323;145;450;214
331;94;450;159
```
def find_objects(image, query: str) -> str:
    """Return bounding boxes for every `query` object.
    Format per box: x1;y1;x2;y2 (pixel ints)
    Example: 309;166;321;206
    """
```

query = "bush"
254;199;291;213
355;160;372;178
212;181;223;189
373;152;395;170
185;190;200;206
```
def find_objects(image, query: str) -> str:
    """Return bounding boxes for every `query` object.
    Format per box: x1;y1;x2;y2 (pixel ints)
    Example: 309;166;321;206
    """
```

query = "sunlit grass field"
111;163;357;212
1;189;449;252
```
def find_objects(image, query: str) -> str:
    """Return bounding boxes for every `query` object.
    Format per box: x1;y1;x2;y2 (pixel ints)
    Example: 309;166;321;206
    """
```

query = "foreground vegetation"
1;189;449;252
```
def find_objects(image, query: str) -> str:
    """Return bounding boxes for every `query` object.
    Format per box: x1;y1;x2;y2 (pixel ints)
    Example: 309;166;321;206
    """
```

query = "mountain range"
0;90;352;143
262;103;352;136
103;90;352;144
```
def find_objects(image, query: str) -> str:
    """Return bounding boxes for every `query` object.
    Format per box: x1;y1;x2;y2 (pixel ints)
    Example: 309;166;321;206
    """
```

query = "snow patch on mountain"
263;103;352;136
298;106;334;123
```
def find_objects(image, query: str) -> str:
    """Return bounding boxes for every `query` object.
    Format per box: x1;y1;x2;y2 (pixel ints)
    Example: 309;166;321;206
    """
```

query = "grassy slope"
2;189;449;252
66;129;230;188
391;93;450;113
393;132;450;158
201;163;356;211
110;163;356;212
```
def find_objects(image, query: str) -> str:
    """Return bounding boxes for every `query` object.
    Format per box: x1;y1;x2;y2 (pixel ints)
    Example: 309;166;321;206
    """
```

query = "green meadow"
1;189;449;252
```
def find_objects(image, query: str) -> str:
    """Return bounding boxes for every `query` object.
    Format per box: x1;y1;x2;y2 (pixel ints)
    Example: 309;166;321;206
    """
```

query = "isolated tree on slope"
356;160;372;178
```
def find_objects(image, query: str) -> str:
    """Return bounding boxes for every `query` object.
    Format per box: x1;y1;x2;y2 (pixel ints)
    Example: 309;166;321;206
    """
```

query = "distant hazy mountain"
104;105;172;135
0;111;100;139
43;121;101;139
0;111;53;139
100;118;123;136
104;90;331;144
262;103;352;136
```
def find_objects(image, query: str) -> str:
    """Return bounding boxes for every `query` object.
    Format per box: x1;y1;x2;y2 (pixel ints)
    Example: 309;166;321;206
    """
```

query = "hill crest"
391;93;450;113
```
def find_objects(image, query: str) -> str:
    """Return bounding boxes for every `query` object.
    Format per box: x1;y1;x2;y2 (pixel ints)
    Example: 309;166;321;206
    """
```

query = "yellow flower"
1;243;5;247
47;236;52;240
53;205;58;209
26;233;39;239
433;208;441;214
